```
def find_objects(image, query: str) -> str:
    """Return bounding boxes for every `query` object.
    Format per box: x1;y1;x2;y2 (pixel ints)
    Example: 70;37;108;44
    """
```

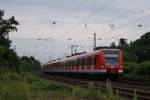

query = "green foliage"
110;42;116;48
0;9;20;69
119;32;150;77
132;32;150;46
0;71;31;100
136;61;150;75
126;32;150;62
0;9;19;39
0;9;42;73
72;85;102;100
124;62;139;74
123;51;138;62
129;45;150;62
118;38;129;49
0;48;19;68
0;9;19;48
0;68;126;100
0;81;31;100
0;37;11;48
111;32;150;63
0;70;74;100
72;82;123;100
124;61;150;76
85;82;101;100
18;56;42;73
30;76;72;94
133;90;138;100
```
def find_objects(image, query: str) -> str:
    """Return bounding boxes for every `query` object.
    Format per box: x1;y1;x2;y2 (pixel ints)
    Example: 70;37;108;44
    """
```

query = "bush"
124;62;139;74
123;61;150;77
72;82;122;100
0;72;22;82
18;56;42;73
136;61;150;75
123;51;138;62
72;82;102;100
0;81;31;100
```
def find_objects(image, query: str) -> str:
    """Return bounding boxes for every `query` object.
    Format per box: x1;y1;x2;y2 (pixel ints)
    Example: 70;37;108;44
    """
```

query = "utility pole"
71;45;73;55
93;32;96;51
71;44;78;55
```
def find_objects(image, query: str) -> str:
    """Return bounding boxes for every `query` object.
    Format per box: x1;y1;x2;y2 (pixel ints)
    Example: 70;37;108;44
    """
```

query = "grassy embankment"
123;61;150;80
0;68;128;100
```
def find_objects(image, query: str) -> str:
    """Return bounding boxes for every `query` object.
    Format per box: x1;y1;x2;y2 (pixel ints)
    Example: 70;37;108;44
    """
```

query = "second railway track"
41;74;150;100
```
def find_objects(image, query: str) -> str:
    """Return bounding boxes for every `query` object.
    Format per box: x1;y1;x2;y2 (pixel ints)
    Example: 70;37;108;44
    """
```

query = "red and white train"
43;48;123;76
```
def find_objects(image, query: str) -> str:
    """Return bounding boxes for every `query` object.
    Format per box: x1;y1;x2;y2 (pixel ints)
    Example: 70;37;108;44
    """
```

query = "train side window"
82;57;85;66
78;58;79;66
81;58;83;66
72;60;74;67
80;58;82;66
85;56;87;65
69;61;70;67
87;56;91;65
70;60;71;67
94;55;97;65
64;62;66;69
70;60;72;67
61;62;63;68
66;61;68;68
87;57;89;65
72;60;74;66
78;58;80;66
69;60;71;69
76;59;79;66
65;61;67;67
68;61;69;67
91;55;94;65
79;58;81;66
75;59;77;66
90;57;91;65
68;60;70;67
68;61;70;69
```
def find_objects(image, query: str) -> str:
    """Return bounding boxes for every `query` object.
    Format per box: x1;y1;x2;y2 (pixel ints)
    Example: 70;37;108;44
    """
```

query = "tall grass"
0;81;31;100
133;89;138;100
71;81;124;100
0;68;126;100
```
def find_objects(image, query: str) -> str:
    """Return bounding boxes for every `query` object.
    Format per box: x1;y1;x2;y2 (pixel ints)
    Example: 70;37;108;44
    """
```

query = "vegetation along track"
40;74;150;100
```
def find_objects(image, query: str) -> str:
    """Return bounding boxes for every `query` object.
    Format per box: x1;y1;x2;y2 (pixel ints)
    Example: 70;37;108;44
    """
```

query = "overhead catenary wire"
63;0;116;34
81;0;117;22
97;11;150;38
49;1;150;51
51;0;150;37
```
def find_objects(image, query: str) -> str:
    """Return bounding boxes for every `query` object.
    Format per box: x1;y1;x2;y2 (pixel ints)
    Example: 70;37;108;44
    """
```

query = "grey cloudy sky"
1;0;150;63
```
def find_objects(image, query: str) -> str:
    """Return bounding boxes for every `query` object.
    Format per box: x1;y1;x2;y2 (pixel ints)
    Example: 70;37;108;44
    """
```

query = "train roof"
45;49;100;65
94;46;118;50
45;48;120;65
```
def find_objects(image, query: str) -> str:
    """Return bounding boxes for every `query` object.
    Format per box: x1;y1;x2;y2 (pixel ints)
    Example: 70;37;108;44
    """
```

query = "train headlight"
101;66;104;68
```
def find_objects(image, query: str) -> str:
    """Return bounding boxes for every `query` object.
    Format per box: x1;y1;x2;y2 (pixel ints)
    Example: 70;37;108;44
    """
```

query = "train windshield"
104;49;119;65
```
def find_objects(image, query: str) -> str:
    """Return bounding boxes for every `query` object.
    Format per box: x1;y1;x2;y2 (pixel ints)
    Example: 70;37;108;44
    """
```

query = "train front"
102;49;123;76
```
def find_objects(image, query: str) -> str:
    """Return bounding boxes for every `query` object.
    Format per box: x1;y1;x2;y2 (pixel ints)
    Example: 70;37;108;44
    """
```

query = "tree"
118;38;129;48
131;32;150;46
0;9;42;72
19;56;42;73
0;9;19;68
0;9;19;48
129;32;150;62
110;42;116;48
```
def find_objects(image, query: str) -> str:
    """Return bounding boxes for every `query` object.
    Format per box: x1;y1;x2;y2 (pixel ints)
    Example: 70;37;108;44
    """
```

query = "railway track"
41;74;150;100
